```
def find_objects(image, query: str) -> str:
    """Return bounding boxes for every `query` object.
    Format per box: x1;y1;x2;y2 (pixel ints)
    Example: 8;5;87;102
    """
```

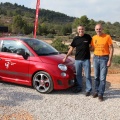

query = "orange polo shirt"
91;34;113;56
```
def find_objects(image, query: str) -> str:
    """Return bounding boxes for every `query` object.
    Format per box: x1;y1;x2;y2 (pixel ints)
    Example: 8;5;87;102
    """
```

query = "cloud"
0;0;120;23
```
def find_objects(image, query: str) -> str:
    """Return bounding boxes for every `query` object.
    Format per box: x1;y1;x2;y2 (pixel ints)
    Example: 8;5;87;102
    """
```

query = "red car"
0;37;75;93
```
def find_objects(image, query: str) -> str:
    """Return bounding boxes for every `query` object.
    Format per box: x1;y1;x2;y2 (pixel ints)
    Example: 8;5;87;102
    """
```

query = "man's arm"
63;46;74;62
107;44;114;67
90;45;94;51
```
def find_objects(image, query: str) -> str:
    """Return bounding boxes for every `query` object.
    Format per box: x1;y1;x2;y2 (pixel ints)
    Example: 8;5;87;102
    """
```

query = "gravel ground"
0;78;120;120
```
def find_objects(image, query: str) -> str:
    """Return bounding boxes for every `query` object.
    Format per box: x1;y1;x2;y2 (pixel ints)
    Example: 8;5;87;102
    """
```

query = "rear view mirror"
16;48;29;59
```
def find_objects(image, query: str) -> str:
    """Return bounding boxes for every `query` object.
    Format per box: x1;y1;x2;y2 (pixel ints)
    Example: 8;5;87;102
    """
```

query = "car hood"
39;54;75;65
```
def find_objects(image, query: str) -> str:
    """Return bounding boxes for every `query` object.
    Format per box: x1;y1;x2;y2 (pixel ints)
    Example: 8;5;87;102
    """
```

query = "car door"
0;39;31;84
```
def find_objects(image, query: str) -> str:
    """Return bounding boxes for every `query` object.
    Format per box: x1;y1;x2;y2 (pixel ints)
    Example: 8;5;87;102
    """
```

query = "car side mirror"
16;49;29;60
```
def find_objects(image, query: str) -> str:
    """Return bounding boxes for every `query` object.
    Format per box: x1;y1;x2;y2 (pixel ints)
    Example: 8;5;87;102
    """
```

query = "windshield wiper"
48;52;59;55
38;52;59;56
38;53;49;56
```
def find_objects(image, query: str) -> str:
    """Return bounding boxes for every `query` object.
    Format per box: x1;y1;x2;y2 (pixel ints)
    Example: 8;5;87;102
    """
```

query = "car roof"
0;36;31;40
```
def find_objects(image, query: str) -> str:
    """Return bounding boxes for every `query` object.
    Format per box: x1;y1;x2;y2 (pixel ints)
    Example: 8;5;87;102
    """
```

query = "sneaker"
93;93;98;98
85;92;91;96
98;95;103;102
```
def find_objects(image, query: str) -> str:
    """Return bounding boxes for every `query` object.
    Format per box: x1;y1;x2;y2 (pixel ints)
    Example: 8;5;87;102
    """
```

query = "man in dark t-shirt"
63;25;92;96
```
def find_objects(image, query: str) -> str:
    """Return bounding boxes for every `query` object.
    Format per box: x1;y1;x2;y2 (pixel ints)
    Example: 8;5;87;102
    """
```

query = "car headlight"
58;64;67;71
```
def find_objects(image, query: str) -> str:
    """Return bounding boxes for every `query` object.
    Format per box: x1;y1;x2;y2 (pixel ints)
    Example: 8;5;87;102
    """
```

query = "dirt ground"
0;108;34;120
113;47;120;55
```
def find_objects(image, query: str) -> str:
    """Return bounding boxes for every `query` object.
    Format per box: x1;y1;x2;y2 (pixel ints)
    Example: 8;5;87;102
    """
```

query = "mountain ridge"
0;2;75;24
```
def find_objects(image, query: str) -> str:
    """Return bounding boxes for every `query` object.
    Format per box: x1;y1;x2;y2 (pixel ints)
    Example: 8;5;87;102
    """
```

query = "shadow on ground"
52;76;120;100
0;82;43;107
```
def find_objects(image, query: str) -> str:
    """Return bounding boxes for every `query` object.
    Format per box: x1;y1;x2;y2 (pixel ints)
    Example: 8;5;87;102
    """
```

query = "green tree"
72;18;81;28
104;29;110;34
79;16;89;25
72;15;90;30
12;15;23;33
61;24;72;35
51;37;68;52
38;23;48;35
89;19;96;31
11;15;32;34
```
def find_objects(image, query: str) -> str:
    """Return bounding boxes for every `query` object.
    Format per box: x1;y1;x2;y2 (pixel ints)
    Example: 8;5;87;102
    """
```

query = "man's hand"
63;57;67;63
107;44;114;67
62;46;74;63
107;60;111;67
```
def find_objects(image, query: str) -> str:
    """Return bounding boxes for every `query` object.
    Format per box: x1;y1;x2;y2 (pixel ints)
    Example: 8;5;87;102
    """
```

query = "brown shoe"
93;93;98;98
98;95;103;102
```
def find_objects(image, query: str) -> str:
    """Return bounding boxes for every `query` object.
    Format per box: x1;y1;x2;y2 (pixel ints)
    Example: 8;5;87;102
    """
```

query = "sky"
0;0;120;23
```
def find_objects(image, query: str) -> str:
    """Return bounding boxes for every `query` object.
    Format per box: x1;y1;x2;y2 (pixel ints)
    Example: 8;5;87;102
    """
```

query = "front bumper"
53;73;76;90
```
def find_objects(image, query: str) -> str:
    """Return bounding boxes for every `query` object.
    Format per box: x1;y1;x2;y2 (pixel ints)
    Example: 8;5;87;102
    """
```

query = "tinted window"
22;38;59;56
1;40;30;55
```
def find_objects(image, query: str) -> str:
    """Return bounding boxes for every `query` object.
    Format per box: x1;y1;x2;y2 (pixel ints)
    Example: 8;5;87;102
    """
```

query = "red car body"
0;37;75;93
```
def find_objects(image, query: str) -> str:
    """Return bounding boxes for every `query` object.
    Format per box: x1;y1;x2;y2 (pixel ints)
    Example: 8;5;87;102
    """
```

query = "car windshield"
22;38;59;56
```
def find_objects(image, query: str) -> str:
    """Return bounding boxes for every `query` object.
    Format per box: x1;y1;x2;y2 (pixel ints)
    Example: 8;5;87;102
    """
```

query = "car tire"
32;71;53;93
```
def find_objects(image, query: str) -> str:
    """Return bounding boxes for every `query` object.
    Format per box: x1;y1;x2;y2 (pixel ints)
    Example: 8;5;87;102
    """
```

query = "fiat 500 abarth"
0;37;75;93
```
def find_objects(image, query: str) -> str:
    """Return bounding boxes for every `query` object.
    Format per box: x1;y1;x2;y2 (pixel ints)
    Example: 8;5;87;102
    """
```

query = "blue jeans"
93;55;109;96
75;59;92;92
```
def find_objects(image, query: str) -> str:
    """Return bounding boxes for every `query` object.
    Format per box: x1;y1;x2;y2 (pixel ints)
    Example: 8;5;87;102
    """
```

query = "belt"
94;55;109;57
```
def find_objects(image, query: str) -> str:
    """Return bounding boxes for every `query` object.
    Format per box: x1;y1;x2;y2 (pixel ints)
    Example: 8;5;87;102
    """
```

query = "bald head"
95;24;103;36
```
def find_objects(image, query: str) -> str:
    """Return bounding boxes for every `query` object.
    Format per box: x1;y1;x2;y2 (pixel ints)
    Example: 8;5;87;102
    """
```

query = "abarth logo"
5;61;10;69
5;60;16;69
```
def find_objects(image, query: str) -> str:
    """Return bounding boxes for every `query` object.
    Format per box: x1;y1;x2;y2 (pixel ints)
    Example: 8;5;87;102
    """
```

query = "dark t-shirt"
71;34;92;60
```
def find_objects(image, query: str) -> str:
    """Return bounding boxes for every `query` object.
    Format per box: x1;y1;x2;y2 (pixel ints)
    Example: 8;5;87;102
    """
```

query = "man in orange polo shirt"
91;23;114;101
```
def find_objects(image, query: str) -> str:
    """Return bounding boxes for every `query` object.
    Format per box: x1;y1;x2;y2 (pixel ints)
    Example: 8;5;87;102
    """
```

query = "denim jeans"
75;59;92;92
93;55;109;96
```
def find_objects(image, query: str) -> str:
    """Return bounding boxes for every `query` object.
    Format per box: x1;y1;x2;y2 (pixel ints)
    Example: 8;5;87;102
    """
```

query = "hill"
0;2;75;25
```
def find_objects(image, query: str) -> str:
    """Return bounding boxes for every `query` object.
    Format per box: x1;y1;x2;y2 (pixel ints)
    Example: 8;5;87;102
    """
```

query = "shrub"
46;33;54;38
112;55;120;64
51;37;68;53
